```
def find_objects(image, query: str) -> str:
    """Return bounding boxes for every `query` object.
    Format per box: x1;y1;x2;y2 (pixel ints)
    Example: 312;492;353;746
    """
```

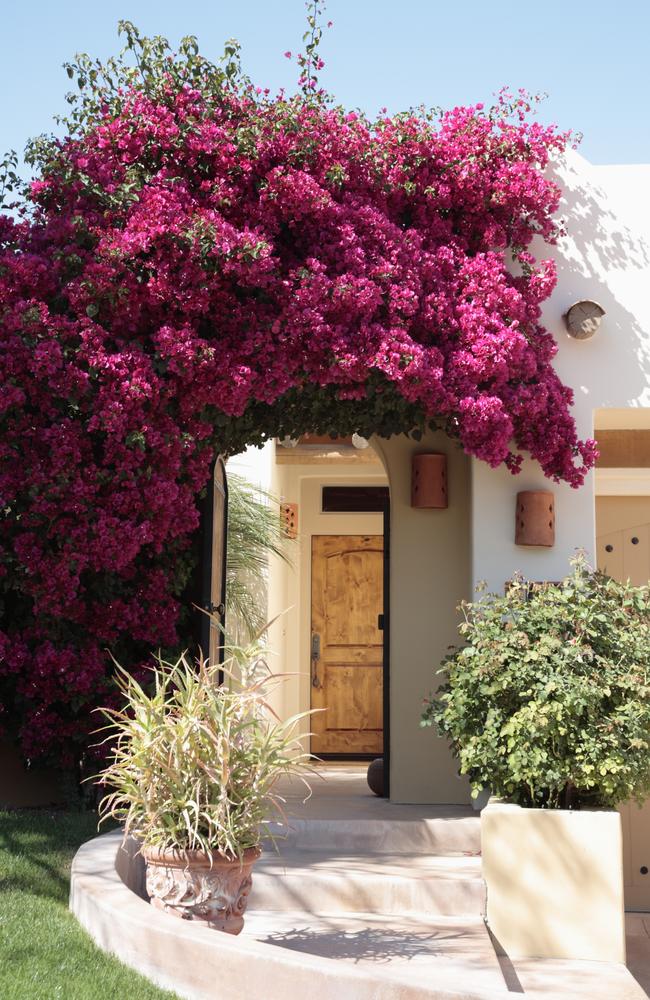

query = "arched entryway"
198;428;474;806
199;436;393;790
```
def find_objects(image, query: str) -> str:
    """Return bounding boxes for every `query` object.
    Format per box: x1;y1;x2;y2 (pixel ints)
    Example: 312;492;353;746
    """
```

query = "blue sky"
2;0;649;171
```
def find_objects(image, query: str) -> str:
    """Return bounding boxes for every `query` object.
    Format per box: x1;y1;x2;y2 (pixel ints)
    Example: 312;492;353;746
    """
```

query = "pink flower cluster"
0;83;596;763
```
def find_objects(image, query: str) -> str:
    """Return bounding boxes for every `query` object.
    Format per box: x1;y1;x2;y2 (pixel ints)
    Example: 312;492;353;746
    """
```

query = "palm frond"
226;472;295;642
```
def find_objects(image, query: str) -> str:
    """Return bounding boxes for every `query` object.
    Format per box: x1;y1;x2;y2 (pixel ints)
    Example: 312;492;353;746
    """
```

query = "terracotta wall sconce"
280;501;298;539
411;453;448;509
515;491;555;547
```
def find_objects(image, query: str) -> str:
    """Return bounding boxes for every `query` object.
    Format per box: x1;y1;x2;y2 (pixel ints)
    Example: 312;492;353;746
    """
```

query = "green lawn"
0;810;179;1000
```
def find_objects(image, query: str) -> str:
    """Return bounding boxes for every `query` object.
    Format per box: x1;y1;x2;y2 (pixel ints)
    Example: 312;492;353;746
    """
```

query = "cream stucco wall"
482;800;626;963
373;431;471;804
471;152;650;593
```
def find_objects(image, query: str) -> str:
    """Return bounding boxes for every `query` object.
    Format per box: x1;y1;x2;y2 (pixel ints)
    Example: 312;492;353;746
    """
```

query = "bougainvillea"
0;15;596;771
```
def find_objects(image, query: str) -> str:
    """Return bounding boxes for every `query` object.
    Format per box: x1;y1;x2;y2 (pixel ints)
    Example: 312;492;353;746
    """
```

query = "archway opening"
207;428;393;790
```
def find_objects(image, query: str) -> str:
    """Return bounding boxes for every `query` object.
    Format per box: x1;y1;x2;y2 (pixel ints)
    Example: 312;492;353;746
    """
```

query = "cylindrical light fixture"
515;490;555;547
411;453;448;509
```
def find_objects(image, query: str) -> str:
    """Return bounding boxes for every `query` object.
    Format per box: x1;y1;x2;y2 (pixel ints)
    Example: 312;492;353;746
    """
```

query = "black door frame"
199;455;228;680
382;495;391;798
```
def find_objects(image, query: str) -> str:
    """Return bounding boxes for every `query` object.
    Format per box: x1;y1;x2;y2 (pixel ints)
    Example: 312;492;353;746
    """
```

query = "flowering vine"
0;13;596;769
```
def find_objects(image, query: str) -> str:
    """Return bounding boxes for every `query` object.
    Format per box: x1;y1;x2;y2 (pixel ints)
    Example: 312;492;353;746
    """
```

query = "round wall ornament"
563;300;605;340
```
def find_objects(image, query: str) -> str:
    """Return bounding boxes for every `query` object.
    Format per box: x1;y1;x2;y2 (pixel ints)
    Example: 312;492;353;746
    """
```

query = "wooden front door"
597;497;650;909
310;535;383;755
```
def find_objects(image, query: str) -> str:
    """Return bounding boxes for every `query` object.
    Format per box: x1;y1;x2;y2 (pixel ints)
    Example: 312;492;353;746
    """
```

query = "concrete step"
241;909;507;996
265;808;481;855
250;849;485;916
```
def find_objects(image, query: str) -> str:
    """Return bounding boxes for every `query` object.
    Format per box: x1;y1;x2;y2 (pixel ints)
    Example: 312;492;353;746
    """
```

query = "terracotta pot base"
143;845;261;935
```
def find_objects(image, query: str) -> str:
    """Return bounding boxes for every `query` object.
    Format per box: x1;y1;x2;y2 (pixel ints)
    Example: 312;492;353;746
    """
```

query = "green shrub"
96;645;313;855
422;555;650;808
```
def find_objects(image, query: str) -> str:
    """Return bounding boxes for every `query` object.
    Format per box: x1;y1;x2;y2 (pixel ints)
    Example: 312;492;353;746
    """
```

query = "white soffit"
594;408;650;430
596;468;650;495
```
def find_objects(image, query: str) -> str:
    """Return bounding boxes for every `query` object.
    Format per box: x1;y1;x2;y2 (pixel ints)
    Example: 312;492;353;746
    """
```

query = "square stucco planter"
481;799;625;964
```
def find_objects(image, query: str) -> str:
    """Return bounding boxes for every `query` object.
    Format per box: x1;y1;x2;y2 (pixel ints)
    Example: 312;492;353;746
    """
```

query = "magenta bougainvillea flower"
0;26;596;766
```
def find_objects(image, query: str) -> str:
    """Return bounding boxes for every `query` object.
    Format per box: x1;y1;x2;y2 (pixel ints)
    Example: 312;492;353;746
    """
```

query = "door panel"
324;667;383;731
596;499;650;909
596;529;624;582
623;524;649;586
626;803;650;910
311;535;383;755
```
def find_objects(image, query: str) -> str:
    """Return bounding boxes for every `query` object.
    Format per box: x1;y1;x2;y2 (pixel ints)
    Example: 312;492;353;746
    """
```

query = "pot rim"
142;844;262;867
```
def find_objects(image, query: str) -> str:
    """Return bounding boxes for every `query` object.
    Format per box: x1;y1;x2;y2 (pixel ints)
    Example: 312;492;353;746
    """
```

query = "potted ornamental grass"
422;553;650;962
96;644;313;935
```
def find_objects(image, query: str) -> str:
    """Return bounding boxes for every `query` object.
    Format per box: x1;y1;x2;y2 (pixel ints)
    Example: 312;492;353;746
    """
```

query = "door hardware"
311;633;321;688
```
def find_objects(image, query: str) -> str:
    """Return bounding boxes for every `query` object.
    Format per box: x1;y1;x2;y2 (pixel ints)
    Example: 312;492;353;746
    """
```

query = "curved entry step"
242;909;505;995
250;850;485;916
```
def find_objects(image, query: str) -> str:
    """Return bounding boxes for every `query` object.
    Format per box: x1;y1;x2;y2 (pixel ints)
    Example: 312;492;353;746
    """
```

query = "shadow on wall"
547;153;650;409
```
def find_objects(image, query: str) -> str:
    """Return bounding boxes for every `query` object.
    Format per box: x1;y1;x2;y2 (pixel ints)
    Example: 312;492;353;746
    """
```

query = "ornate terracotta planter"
143;845;261;934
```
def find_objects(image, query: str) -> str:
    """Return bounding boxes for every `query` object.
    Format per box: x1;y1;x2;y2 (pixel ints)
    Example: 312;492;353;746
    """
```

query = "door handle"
311;633;321;688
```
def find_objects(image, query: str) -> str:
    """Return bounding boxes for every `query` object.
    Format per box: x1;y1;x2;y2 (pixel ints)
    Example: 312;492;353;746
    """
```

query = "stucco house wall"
472;152;650;594
372;433;471;803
